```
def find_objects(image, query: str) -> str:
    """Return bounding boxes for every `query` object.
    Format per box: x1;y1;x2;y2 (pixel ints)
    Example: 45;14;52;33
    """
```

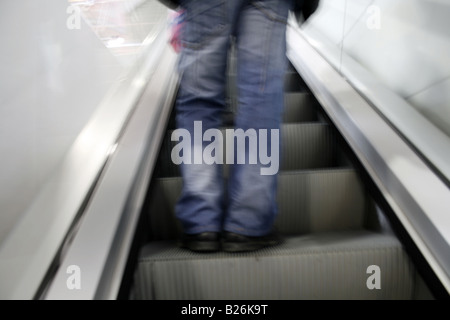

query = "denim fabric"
175;0;293;236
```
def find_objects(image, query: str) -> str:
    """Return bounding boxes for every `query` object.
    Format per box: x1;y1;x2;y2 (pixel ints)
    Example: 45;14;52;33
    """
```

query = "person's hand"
168;10;185;53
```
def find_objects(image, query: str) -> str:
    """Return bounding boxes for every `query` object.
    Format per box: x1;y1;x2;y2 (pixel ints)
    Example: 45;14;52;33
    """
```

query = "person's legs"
223;0;292;240
174;0;292;252
175;0;242;250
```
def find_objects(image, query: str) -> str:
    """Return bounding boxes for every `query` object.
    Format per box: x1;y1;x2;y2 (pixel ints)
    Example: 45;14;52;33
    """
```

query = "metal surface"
43;31;178;300
0;4;171;299
135;231;415;300
286;22;450;294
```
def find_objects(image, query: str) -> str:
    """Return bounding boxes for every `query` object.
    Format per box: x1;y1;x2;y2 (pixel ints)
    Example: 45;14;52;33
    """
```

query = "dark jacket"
294;0;319;22
158;0;179;10
158;0;319;22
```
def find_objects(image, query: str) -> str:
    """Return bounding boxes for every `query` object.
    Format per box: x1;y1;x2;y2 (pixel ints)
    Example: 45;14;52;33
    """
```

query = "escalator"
3;1;448;301
129;49;433;300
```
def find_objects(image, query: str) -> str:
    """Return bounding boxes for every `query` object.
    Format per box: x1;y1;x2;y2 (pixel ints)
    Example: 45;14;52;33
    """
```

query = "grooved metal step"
281;123;337;171
226;92;318;124
226;74;309;112
155;122;338;178
283;93;317;123
227;72;307;91
147;169;365;241
285;71;308;92
276;169;365;235
134;231;415;300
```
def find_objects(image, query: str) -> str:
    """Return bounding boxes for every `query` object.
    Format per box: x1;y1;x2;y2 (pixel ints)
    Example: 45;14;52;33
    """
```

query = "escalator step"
134;230;414;300
227;72;307;93
281;123;336;171
147;177;183;241
226;74;309;113
276;169;365;235
147;169;365;241
283;93;317;123
155;123;337;178
285;71;308;92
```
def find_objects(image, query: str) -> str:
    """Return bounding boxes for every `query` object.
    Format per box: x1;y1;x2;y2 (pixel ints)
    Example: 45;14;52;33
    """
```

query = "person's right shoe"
179;232;221;252
222;231;282;253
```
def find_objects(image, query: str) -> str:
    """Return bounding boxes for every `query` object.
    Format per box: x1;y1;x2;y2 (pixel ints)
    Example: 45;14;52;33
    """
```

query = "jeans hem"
223;224;274;237
183;226;222;235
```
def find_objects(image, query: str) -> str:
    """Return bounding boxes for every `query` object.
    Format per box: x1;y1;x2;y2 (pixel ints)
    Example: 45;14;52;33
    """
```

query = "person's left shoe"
179;232;221;252
222;231;282;253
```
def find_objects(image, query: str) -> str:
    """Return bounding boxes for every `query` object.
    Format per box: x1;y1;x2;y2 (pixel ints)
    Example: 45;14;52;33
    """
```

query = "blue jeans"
175;0;293;236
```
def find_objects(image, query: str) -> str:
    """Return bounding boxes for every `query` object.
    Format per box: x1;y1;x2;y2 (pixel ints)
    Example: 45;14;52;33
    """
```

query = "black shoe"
222;231;282;253
179;232;221;252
